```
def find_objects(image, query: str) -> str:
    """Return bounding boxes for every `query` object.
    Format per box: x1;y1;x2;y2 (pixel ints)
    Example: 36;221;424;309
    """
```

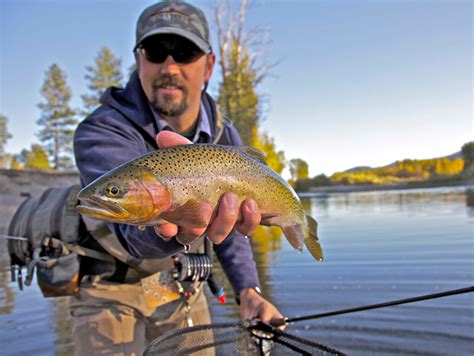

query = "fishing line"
273;286;474;327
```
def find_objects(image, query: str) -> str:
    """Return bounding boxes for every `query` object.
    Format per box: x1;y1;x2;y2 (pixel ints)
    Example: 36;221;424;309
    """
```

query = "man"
72;1;283;354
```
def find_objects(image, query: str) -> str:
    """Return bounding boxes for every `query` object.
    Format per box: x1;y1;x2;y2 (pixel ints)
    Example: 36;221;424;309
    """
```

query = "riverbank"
0;169;79;234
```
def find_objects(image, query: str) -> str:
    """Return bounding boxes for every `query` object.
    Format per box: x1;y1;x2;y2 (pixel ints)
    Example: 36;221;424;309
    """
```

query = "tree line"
0;0;290;174
293;142;474;192
2;47;124;171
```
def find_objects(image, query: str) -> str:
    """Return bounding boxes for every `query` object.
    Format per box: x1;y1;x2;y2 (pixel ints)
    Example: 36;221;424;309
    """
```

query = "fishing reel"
172;253;212;282
171;238;226;304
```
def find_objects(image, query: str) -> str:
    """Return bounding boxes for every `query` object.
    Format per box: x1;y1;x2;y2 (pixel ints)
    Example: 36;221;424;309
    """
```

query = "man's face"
135;34;215;119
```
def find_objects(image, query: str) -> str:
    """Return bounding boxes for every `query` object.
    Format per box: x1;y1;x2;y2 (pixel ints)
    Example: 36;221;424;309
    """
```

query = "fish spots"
127;144;299;215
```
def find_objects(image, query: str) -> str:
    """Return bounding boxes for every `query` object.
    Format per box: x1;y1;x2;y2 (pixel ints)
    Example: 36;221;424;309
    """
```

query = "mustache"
152;75;186;91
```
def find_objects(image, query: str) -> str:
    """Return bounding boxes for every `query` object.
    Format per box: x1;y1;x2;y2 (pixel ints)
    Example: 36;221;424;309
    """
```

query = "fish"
76;144;323;261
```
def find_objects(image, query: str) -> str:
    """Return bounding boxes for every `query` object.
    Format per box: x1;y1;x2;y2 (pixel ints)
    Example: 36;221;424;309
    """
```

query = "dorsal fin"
239;146;267;165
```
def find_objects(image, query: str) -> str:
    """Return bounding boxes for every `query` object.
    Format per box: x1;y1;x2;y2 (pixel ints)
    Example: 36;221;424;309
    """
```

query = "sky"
1;0;472;177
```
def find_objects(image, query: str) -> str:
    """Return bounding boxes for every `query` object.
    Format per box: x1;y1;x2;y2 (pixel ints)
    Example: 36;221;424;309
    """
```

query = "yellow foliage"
10;157;24;170
251;226;283;259
251;128;286;174
331;171;406;185
329;157;465;185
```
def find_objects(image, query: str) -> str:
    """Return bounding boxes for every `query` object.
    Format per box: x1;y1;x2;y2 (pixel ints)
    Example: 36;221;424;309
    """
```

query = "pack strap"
212;111;225;144
82;216;174;274
66;244;115;263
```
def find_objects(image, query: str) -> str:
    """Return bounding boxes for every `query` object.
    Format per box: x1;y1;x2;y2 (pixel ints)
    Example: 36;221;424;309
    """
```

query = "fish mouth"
76;195;129;220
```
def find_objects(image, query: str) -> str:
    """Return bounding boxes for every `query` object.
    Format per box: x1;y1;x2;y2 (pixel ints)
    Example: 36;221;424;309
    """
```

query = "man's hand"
153;131;261;245
239;288;286;330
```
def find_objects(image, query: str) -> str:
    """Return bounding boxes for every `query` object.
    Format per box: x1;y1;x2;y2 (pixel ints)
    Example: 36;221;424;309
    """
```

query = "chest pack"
7;106;235;298
7;185;115;297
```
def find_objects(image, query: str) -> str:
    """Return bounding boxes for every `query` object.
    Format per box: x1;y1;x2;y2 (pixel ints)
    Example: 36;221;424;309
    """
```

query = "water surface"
1;186;473;355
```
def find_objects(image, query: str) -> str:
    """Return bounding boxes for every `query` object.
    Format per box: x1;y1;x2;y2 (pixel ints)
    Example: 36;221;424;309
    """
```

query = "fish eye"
106;184;120;197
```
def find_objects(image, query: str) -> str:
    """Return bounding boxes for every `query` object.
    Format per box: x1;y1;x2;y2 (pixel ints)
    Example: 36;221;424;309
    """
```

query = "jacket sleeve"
75;111;260;293
214;231;260;296
74;111;184;258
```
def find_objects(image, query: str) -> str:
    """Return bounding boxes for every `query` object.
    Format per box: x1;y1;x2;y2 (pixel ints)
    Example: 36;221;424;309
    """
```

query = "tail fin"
304;215;323;261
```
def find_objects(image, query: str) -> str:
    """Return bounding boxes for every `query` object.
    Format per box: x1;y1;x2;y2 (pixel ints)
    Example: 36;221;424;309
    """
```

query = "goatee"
151;74;188;117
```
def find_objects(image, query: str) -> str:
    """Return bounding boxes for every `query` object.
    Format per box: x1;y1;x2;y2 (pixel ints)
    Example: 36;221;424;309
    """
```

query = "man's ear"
134;51;141;73
204;53;216;82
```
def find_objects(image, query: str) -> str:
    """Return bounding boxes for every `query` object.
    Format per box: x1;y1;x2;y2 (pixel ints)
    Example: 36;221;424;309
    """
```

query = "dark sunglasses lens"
141;47;167;63
172;48;203;63
141;46;203;64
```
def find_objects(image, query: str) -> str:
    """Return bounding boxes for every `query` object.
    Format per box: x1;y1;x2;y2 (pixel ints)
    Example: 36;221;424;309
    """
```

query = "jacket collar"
100;71;219;145
100;71;157;145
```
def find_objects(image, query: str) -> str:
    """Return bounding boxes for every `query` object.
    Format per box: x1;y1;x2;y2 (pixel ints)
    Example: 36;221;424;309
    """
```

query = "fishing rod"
250;287;473;355
0;235;28;241
273;286;474;327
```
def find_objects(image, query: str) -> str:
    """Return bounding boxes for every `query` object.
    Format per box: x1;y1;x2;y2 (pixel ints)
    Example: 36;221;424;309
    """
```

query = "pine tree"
82;47;123;117
37;64;77;170
461;142;474;170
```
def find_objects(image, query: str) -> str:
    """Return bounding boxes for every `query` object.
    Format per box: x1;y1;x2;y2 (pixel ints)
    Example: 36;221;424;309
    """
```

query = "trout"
76;144;323;261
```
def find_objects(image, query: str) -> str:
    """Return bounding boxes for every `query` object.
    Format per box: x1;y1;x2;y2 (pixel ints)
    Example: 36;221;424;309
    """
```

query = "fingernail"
154;226;172;241
247;199;258;213
224;193;238;209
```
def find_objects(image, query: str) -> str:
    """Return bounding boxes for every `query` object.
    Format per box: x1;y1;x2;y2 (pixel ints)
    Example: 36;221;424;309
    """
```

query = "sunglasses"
139;38;205;64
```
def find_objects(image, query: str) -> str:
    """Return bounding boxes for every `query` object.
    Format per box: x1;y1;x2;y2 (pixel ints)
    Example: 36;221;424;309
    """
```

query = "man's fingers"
207;192;239;245
154;223;178;241
271;317;288;331
176;226;208;245
156;131;192;148
153;223;209;246
235;199;260;237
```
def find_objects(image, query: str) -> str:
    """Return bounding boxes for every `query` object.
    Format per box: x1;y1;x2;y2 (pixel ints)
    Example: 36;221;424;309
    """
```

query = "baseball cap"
134;1;212;54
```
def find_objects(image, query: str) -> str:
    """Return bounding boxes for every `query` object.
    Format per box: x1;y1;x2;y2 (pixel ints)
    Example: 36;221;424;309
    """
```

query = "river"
1;186;473;355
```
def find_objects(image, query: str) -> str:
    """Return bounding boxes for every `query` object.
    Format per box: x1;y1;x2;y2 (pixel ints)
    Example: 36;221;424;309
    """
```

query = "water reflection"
0;266;14;315
307;187;469;219
250;226;283;300
53;297;74;355
466;189;474;207
216;186;474;354
2;186;473;355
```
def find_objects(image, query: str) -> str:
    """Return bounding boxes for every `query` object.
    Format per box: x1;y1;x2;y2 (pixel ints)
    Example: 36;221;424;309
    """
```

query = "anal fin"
281;224;305;252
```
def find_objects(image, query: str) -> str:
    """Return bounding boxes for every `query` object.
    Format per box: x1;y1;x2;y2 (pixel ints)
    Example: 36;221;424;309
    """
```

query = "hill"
294;149;471;192
345;151;462;173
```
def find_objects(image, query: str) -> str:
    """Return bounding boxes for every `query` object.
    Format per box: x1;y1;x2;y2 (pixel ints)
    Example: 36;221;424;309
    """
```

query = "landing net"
144;320;345;355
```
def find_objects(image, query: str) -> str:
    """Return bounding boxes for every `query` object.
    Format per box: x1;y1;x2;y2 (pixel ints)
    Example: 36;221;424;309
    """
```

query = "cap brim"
135;27;211;54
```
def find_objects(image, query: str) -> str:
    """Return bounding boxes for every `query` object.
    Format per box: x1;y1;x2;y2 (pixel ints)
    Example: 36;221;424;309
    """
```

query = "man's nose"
160;55;180;74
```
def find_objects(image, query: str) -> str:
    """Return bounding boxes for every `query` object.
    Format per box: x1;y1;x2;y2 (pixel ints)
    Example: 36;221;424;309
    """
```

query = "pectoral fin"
160;199;208;228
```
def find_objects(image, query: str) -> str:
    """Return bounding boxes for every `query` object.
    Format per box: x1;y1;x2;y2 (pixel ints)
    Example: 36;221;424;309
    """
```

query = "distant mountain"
444;151;462;159
344;151;462;173
344;166;373;173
